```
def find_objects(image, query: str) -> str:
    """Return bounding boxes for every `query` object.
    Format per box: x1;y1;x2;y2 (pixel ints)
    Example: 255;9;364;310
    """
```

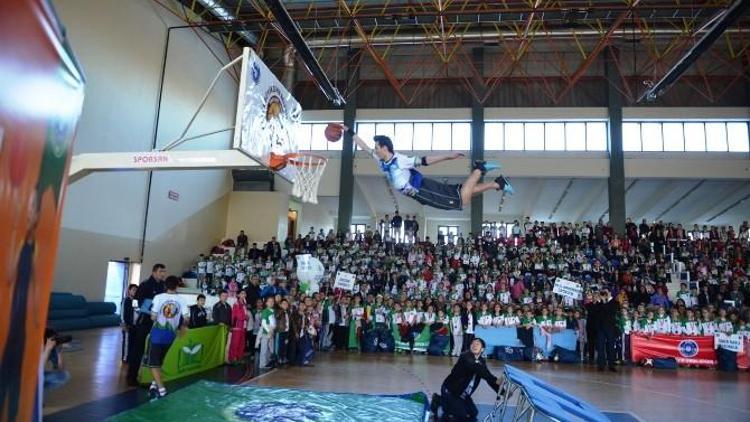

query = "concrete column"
605;49;626;234
337;49;359;234
470;47;485;235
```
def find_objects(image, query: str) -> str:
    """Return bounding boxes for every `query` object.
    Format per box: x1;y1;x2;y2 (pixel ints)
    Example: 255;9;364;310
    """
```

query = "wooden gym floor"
44;327;750;421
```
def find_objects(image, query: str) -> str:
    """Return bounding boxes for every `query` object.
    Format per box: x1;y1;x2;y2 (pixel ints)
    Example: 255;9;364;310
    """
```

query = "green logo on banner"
178;340;204;371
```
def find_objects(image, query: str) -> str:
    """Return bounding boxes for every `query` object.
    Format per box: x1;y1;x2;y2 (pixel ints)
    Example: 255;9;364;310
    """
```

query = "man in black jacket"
595;289;620;372
127;264;167;385
189;294;208;328
432;338;501;421
212;290;231;325
121;284;138;362
245;275;261;306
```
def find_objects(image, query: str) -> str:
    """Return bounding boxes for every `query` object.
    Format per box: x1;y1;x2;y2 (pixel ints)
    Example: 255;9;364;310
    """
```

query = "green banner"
138;325;227;384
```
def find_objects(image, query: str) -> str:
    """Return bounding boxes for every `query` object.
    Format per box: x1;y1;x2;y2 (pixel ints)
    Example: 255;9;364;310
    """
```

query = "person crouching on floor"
431;337;503;421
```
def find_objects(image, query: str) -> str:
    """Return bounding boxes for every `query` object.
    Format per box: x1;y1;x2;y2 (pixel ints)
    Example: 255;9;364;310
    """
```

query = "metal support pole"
606;49;626;235
337;49;359;234
470;47;485;236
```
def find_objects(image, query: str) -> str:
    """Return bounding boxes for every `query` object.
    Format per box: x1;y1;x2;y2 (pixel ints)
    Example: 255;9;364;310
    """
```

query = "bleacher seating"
47;292;120;331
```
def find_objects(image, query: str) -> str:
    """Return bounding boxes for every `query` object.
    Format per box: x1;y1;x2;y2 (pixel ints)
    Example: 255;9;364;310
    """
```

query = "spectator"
259;297;276;368
42;330;70;394
127;263;167;386
212;290;231;325
237;230;248;256
594;289;619;372
650;287;670;309
121;284;138;363
245;274;261;307
391;211;403;243
188;294;208;328
228;290;250;363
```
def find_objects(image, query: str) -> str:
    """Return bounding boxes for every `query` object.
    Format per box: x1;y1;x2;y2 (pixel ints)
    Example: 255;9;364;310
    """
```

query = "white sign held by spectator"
553;278;583;300
714;333;744;353
334;271;356;291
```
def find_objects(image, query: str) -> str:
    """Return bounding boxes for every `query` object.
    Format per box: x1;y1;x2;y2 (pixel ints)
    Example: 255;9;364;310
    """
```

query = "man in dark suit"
127;264;167;385
431;338;502;421
595;289;620;372
584;296;599;363
244;275;261;306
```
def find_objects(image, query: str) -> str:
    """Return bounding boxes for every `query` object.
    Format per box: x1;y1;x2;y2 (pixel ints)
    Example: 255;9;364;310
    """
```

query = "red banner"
737;339;750;370
630;333;717;367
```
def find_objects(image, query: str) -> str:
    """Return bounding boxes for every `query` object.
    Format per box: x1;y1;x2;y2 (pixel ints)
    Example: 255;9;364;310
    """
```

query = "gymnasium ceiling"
315;176;750;227
169;0;750;106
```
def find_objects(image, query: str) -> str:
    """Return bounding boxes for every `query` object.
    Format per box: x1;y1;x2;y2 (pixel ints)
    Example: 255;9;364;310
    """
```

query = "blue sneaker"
473;160;502;175
495;176;514;195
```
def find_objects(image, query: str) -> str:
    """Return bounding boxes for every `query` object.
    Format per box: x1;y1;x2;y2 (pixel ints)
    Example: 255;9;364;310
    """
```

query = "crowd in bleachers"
186;218;750;367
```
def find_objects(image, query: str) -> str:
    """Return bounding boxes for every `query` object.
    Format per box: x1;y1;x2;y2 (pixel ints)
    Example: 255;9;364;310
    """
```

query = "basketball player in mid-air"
341;125;513;211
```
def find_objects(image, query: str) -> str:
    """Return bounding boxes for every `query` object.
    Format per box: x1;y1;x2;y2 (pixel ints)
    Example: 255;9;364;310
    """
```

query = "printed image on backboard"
233;47;301;181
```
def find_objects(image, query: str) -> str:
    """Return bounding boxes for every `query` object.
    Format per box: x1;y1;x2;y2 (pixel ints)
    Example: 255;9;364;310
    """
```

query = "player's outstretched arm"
342;125;372;154
423;152;465;166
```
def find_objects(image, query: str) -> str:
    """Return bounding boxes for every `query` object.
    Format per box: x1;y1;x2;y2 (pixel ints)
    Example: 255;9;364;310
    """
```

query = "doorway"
104;260;141;313
104;260;128;314
288;209;298;240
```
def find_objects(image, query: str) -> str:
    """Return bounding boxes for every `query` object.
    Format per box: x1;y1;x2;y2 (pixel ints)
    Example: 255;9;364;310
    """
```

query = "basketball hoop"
271;152;327;204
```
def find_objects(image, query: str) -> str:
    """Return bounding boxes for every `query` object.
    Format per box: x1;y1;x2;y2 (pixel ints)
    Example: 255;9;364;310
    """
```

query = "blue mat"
476;404;640;422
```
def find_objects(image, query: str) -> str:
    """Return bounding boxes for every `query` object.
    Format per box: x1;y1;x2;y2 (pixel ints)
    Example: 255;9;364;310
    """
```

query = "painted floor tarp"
107;380;428;422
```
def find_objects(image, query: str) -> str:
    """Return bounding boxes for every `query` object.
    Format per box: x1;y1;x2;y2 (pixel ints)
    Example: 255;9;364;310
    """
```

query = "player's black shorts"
412;177;462;211
143;340;172;368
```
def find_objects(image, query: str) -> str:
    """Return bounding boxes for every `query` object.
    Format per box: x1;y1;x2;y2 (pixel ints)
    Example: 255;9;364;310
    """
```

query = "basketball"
324;123;343;142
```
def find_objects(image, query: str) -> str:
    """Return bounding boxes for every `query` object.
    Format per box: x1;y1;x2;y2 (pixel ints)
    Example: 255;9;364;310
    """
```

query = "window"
705;122;727;152
394;123;414;150
356;123;376;150
301;119;748;153
350;224;366;234
565;122;586;151
432;123;452;150
482;222;513;238
310;123;329;150
545;123;565;150
662;123;684;151
452;123;471;150
621;121;748;153
641;122;663;151
413;123;432;150
296;124;312;150
437;225;459;245
375;123;395;143
524;123;545;150
504;123;524;150
485;122;504;150
684;122;706;151
727;122;750;152
586;122;607;151
622;122;641;151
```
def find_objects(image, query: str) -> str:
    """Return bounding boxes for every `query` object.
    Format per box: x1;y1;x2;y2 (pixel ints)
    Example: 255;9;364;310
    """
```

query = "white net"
288;153;327;204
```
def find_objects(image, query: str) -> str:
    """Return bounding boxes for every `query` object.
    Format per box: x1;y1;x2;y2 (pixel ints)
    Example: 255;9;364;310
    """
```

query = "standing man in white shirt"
145;276;189;399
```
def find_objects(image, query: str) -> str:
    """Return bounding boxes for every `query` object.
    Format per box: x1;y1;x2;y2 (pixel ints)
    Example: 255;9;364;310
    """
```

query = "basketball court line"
242;368;278;384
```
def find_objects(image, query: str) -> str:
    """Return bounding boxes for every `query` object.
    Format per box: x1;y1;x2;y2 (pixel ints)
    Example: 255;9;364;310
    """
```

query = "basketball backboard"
233;47;301;182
